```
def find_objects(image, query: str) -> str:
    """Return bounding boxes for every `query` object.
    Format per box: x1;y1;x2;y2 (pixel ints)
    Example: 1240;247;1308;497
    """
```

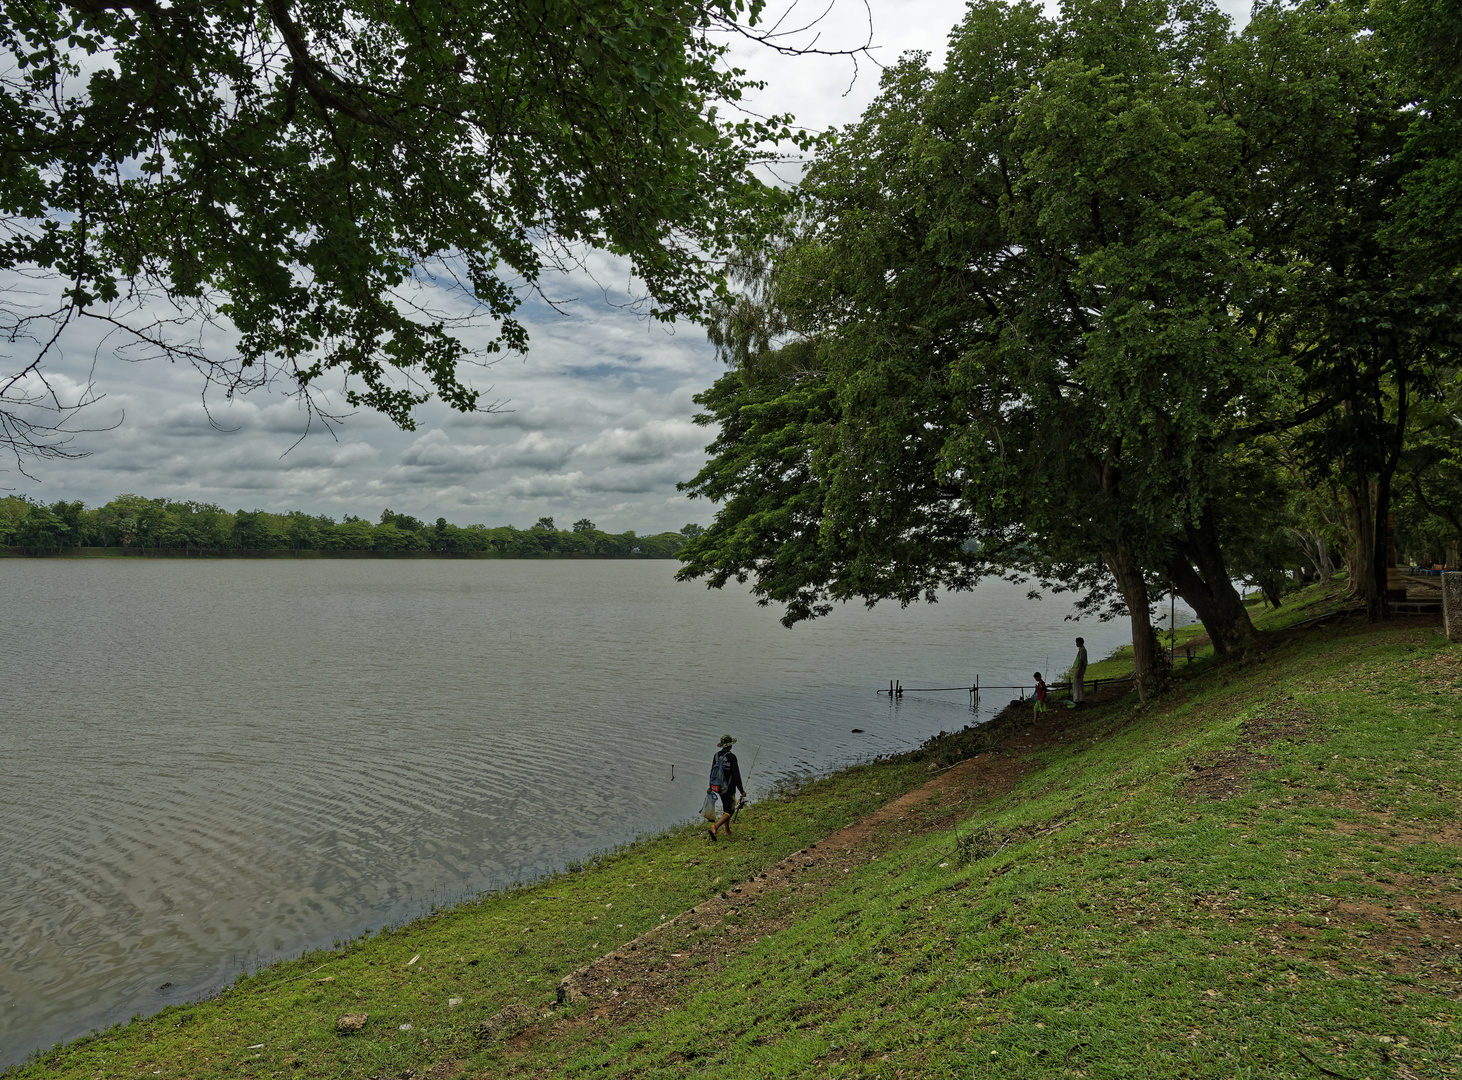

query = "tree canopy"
678;0;1462;698
0;492;695;556
1;0;793;462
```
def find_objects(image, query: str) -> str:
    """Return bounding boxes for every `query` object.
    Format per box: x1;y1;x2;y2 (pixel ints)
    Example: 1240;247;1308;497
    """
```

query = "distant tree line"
0;495;701;559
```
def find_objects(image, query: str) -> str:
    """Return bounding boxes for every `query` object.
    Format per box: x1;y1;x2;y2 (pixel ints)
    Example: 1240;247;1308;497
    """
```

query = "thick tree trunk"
1165;508;1257;655
1349;476;1386;621
1349;351;1407;623
1103;542;1163;702
1351;479;1402;622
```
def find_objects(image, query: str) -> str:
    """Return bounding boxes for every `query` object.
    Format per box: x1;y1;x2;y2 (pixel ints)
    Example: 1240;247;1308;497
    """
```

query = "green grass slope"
12;594;1461;1080
500;615;1459;1080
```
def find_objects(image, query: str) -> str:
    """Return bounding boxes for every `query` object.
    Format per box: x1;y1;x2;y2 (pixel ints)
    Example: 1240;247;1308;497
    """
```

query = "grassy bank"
11;590;1461;1079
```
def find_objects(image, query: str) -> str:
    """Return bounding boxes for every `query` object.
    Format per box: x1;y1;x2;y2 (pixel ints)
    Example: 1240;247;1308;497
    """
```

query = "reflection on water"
0;559;1169;1063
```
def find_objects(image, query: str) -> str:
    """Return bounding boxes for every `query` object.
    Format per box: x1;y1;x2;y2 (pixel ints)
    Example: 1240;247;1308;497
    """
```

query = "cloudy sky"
4;0;1250;533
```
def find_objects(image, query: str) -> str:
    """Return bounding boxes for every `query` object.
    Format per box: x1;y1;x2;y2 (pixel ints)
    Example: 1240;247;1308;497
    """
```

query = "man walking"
1071;636;1088;707
707;735;745;841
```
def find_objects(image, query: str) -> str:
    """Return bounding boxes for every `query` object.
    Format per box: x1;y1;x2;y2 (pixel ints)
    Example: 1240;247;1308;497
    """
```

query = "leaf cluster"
1;0;790;454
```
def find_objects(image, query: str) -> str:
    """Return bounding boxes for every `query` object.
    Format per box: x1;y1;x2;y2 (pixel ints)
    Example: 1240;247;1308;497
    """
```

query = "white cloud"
579;419;704;466
5;0;1251;529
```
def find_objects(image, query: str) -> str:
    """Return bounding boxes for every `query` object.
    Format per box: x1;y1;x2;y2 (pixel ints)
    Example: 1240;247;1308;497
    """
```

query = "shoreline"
2;704;1031;1072
9;587;1459;1078
0;546;678;560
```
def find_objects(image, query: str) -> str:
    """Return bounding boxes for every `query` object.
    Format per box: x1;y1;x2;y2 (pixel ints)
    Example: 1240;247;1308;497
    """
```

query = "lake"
0;558;1178;1064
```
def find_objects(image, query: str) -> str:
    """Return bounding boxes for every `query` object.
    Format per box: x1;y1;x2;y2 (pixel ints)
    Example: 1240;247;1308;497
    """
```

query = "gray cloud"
579;419;704;466
13;0;1256;532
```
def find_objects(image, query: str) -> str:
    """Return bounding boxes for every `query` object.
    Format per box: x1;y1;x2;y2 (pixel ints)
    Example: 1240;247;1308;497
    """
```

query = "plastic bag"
700;792;720;821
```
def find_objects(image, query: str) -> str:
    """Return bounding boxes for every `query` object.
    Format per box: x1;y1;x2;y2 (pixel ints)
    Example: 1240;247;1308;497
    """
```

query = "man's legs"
1073;677;1085;704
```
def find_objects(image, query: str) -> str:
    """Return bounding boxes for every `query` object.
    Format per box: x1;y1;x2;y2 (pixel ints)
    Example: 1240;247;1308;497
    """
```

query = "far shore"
0;546;678;560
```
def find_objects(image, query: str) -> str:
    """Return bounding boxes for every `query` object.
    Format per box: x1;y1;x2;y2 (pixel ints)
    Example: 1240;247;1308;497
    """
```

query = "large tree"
680;0;1460;691
683;0;1302;698
1236;0;1462;620
0;0;793;463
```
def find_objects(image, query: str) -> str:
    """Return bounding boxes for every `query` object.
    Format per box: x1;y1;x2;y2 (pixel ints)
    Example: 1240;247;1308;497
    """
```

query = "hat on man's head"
718;735;736;747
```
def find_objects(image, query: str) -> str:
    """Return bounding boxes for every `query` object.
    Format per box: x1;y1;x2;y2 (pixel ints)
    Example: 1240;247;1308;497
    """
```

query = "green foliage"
679;355;980;624
682;0;1462;690
1394;372;1462;566
379;510;425;533
0;0;794;459
0;494;687;557
1373;0;1462;268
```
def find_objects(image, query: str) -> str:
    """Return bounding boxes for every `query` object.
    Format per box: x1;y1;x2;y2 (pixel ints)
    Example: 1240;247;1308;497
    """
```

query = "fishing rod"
733;746;760;821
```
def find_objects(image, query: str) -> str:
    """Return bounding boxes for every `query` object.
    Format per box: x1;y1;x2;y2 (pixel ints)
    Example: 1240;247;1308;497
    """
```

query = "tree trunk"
1349;475;1385;620
1370;482;1395;622
1349;346;1408;623
1340;511;1365;592
1287;527;1334;580
1311;530;1335;579
1103;542;1162;702
1350;468;1403;622
1369;351;1408;622
1165;508;1257;654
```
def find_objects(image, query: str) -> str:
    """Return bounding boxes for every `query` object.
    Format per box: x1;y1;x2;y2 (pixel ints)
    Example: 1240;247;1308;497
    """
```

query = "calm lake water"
0;559;1180;1063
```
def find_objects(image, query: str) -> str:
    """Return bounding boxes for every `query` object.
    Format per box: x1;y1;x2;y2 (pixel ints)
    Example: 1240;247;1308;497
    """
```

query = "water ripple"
0;559;1182;1064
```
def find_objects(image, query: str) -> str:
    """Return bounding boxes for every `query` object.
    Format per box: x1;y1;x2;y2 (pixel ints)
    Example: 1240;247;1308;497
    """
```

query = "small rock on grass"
556;969;590;1006
474;1004;533;1044
335;1013;368;1033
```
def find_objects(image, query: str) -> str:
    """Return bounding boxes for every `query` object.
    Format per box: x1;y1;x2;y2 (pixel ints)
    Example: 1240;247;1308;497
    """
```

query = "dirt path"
462;623;1462;1077
463;696;1128;1074
478;630;1327;1063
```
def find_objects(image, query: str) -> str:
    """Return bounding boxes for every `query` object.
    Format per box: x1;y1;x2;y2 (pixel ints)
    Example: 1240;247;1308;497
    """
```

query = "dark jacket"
710;749;744;799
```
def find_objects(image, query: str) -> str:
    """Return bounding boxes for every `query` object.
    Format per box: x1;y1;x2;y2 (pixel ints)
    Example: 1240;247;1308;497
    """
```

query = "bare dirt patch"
543;750;1032;1029
1241;704;1314;748
1272;874;1462;987
1181;699;1316;801
1331;810;1462;850
1182;753;1275;801
487;698;1117;1063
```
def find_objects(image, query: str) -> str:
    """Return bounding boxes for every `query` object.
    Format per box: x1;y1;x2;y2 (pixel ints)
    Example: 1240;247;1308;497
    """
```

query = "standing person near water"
707;735;745;842
1071;636;1088;707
